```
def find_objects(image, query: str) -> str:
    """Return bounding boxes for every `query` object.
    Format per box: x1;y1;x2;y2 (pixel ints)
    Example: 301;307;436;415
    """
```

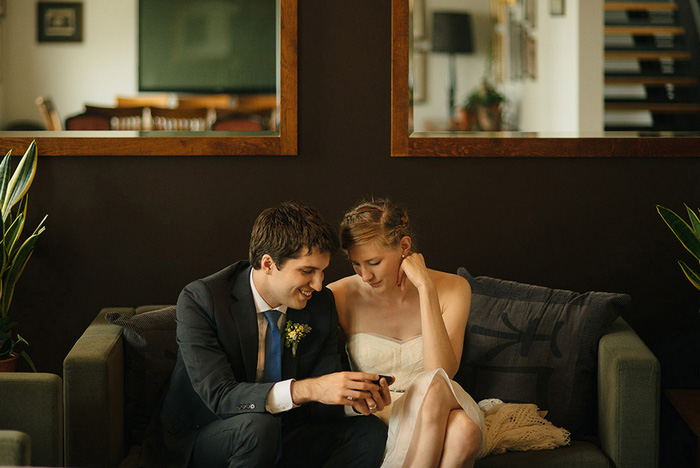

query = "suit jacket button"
195;425;201;430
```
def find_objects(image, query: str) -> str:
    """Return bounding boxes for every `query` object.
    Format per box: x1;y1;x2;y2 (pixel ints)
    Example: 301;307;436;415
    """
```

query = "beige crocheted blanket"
478;402;571;458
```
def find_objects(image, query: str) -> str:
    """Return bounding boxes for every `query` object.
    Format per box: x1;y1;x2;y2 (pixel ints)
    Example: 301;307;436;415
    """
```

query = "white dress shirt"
249;270;297;414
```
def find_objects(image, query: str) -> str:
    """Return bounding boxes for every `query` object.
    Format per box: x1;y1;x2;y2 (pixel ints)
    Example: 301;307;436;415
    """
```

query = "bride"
328;198;483;468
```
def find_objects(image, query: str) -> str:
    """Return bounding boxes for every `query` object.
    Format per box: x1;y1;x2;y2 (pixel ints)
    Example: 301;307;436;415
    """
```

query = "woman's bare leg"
438;409;481;468
402;378;462;468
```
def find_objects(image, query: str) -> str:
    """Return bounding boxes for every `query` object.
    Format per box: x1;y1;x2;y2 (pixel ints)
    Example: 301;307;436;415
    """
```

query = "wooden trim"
402;135;700;158
605;76;698;86
605;50;691;60
391;0;410;157
0;0;297;157
605;102;700;113
604;2;678;12
391;0;700;158
279;0;297;155
0;134;281;157
604;25;685;35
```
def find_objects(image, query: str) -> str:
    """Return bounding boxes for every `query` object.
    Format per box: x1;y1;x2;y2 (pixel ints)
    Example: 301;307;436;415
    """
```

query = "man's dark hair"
249;201;340;269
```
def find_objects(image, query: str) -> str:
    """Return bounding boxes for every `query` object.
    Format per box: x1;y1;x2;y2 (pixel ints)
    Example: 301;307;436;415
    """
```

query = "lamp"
431;12;474;123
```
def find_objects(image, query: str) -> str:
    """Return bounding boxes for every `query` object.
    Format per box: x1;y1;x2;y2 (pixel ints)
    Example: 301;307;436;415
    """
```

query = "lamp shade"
432;12;474;54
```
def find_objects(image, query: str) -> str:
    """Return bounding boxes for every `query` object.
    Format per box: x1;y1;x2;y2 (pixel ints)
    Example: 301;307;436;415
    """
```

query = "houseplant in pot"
0;141;47;372
460;80;506;131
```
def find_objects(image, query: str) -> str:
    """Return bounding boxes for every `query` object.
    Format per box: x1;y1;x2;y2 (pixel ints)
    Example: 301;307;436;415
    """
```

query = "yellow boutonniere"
284;321;311;357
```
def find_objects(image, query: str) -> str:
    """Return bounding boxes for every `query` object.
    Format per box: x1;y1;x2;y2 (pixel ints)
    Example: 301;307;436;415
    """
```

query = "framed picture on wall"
526;35;537;79
411;50;427;103
550;0;565;16
525;0;537;28
37;2;83;42
412;0;426;40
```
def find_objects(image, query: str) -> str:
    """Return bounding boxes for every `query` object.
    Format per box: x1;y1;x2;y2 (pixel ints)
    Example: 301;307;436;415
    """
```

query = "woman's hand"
397;252;434;292
359;376;392;415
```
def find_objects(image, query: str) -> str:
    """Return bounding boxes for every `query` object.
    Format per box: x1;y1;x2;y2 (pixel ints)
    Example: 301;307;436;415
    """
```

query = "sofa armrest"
0;430;31;465
598;317;659;468
0;372;62;466
64;307;134;468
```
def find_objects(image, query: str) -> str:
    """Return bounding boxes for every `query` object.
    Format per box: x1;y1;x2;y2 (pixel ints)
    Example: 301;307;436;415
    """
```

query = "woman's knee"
419;377;457;424
445;410;481;457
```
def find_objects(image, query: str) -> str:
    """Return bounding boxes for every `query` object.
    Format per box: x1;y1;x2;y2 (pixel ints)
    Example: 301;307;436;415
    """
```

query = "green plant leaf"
4;206;26;258
19;350;36;372
2;141;37;222
686;205;700;236
657;205;700;262
0;219;46;315
679;261;700;291
0;149;12;210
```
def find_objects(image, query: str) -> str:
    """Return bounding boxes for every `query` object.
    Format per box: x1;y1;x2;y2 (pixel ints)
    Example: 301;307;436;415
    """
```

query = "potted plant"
657;204;700;293
460;81;506;131
0;141;47;372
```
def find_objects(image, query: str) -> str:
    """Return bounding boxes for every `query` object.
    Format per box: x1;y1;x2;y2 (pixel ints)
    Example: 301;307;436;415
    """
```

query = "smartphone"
372;374;395;386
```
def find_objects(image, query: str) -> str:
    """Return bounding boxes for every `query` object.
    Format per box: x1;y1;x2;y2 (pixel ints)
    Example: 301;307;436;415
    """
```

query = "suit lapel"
230;266;259;383
282;308;310;380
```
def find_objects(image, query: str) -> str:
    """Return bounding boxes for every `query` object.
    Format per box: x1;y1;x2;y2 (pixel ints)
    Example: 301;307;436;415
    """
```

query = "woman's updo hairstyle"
339;198;415;251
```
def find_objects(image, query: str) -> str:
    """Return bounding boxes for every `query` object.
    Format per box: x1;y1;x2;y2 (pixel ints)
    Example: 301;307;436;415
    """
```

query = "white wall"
520;0;602;133
511;0;603;133
578;0;603;134
0;0;138;128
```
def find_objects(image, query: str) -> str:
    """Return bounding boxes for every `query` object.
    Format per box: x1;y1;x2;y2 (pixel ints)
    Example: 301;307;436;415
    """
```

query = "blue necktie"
263;309;282;383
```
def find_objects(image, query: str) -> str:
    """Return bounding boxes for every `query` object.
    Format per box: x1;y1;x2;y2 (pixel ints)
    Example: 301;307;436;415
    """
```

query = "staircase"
604;0;700;131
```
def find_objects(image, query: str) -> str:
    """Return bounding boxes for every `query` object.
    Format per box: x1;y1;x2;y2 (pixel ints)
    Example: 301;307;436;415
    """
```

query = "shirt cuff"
265;379;297;414
344;404;362;417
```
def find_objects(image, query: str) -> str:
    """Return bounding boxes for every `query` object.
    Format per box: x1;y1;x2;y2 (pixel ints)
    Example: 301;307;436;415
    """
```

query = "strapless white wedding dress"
346;333;485;468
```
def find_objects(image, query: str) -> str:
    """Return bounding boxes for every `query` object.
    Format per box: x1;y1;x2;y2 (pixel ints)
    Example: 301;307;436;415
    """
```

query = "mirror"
392;0;700;157
0;0;297;156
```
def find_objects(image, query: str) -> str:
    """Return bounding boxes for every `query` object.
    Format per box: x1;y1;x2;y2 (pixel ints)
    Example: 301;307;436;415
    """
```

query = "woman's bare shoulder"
328;275;359;295
430;269;471;301
328;276;364;306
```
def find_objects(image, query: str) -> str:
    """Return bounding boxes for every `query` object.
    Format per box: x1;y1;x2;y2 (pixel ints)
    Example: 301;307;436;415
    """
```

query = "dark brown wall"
10;1;700;397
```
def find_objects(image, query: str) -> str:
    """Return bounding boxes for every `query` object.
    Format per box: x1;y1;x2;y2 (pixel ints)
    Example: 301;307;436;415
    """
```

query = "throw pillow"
105;306;178;447
455;268;630;437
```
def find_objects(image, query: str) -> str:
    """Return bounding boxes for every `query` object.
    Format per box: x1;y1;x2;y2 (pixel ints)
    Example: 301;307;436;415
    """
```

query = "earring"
401;254;405;259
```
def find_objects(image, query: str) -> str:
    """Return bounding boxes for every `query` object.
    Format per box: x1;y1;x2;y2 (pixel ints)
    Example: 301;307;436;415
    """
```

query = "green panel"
139;0;277;93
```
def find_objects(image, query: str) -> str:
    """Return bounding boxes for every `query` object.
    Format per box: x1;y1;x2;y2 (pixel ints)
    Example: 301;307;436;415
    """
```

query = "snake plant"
0;141;47;370
657;204;700;292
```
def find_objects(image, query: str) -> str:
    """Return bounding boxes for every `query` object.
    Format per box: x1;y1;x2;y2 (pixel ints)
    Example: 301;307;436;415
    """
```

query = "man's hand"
291;371;381;407
291;372;393;416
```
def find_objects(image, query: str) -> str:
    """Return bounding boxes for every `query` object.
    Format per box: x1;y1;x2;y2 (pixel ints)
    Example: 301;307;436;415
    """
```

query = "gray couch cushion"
475;440;613;467
105;306;177;447
455;268;630;437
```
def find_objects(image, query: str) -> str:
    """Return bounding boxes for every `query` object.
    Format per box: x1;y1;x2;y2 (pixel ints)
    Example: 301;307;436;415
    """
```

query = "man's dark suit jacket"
141;261;344;468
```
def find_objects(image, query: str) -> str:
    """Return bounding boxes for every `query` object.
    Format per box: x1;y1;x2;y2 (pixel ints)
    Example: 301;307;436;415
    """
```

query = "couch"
63;274;659;468
0;372;63;466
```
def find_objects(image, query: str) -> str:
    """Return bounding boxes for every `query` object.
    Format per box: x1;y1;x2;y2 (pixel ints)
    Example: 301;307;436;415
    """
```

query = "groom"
141;201;389;468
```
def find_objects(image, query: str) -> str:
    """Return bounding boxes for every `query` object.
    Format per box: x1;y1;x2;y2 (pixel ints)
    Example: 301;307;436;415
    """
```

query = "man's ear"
261;254;275;274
